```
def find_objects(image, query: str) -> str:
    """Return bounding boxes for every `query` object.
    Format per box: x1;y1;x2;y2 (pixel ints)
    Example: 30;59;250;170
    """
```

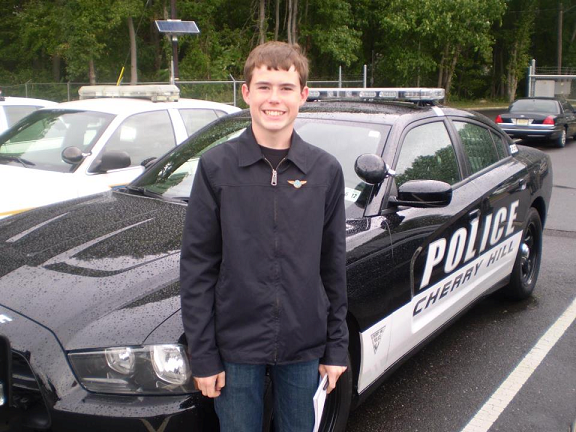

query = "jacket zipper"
263;156;287;362
263;157;287;186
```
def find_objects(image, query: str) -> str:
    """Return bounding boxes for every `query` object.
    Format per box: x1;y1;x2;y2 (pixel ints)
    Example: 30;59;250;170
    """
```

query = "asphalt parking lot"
346;133;576;431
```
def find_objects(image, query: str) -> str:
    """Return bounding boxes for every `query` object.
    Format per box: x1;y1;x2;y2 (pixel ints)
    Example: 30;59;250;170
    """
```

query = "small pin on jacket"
288;179;307;188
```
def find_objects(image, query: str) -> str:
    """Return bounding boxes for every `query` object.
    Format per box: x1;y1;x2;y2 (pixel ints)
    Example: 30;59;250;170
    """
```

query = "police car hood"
0;191;186;350
0;165;101;219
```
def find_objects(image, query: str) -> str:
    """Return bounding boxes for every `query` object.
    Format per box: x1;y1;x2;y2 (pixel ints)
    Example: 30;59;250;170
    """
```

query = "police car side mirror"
61;146;86;165
389;180;452;208
90;151;131;173
141;157;157;169
354;154;395;185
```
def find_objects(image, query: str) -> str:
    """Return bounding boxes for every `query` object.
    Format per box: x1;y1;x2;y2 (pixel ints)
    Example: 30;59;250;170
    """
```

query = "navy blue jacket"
180;126;348;377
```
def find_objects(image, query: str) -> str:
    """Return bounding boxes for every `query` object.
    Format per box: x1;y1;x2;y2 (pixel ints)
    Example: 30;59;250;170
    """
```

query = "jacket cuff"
320;346;348;367
188;353;224;378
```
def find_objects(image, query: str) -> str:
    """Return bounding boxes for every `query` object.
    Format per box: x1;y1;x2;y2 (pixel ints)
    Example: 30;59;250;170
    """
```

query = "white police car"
0;92;56;134
0;85;240;219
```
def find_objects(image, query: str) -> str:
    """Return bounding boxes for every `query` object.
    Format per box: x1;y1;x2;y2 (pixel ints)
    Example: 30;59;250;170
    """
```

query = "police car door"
380;117;488;377
449;117;529;298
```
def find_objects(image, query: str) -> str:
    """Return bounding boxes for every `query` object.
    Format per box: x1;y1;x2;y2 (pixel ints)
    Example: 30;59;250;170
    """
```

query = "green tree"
373;0;505;99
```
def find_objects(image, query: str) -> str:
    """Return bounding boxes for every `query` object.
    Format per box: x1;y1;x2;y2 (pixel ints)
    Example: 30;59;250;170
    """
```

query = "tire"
318;358;352;432
502;207;542;300
554;128;566;148
262;357;353;432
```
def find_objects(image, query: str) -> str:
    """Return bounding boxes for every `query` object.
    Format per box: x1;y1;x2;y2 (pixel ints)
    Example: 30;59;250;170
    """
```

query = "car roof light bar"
307;87;445;103
78;85;180;102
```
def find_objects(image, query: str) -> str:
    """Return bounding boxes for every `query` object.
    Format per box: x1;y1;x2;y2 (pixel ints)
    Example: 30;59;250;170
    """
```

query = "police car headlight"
68;344;195;395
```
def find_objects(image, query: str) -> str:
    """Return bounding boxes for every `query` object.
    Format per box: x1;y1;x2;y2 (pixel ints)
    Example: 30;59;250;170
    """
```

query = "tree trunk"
151;19;162;73
443;47;460;100
275;0;280;40
89;58;96;85
292;0;298;44
507;42;519;102
128;17;138;84
259;0;266;44
287;0;293;43
437;45;448;88
52;55;61;82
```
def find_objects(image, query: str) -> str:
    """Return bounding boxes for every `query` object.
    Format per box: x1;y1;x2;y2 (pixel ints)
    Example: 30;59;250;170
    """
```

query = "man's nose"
268;87;280;103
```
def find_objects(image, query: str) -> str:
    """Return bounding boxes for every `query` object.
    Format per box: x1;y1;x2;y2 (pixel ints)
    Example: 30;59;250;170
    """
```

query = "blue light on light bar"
307;87;445;103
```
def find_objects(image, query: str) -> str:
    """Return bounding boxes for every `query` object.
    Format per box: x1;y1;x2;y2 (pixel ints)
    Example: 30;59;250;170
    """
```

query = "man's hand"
194;371;226;398
319;364;347;394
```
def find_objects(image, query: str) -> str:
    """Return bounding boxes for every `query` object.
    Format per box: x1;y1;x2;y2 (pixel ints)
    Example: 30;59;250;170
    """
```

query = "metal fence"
0;67;367;106
527;59;576;101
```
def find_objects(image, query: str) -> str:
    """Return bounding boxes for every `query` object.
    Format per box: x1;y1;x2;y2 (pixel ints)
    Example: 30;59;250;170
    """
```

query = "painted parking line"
460;295;576;432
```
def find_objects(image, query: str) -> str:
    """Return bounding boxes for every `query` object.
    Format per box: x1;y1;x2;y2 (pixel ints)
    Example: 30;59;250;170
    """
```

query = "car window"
394;121;460;188
0;110;114;173
561;100;574;113
4;106;39;128
179;109;220;136
490;130;509;159
453;121;499;174
509;99;560;114
101;110;176;168
295;120;385;209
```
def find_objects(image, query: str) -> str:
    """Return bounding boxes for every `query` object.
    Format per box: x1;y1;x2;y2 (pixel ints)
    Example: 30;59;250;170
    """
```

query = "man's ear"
241;83;251;106
299;86;309;106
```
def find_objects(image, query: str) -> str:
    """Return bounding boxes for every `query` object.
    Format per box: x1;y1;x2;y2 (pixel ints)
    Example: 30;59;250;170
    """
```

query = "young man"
180;41;348;431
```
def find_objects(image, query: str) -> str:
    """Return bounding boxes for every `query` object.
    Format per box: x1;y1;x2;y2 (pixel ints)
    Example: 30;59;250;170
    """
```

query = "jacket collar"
238;125;309;174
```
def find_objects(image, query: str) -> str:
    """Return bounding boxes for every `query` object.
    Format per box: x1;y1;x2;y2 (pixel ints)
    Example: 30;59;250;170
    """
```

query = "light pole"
155;20;200;85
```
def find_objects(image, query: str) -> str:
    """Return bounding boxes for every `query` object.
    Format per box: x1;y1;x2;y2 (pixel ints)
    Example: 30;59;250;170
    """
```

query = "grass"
445;99;509;110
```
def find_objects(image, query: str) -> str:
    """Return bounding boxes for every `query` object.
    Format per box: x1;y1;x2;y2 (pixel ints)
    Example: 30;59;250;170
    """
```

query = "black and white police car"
0;88;552;432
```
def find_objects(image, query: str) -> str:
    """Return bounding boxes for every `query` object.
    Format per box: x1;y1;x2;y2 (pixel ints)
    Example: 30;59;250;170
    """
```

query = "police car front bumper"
0;307;218;432
3;343;219;432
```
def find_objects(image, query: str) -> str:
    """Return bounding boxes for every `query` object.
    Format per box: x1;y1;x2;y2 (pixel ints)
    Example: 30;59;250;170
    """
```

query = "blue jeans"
214;359;319;432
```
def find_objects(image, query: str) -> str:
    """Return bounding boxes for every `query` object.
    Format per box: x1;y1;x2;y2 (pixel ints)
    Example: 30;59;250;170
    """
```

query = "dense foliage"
0;0;572;101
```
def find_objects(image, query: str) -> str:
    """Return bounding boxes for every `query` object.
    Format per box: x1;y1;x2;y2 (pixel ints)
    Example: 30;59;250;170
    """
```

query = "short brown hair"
243;41;309;89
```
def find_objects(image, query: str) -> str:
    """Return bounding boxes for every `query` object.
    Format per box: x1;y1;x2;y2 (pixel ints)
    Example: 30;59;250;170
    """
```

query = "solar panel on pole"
155;21;200;35
155;20;201;85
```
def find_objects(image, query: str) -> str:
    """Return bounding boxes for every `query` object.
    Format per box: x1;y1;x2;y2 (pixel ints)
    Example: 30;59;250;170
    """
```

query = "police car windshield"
132;115;389;218
0;109;114;173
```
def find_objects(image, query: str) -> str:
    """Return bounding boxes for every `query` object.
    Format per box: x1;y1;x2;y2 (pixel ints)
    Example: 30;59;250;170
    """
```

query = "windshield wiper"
0;155;36;167
124;185;164;199
123;185;188;203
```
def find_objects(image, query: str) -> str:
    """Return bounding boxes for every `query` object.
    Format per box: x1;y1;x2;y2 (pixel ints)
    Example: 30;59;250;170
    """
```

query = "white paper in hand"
313;374;329;432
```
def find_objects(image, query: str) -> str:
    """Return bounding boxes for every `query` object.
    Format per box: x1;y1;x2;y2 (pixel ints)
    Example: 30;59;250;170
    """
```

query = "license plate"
516;119;529;126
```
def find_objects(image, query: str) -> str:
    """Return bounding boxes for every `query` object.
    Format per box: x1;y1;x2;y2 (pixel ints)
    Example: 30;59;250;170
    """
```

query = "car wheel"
262;357;353;432
554;129;566;148
502;207;542;300
318;359;353;432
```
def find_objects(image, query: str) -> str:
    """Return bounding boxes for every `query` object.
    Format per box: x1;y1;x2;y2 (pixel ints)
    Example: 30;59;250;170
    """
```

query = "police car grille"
11;352;43;409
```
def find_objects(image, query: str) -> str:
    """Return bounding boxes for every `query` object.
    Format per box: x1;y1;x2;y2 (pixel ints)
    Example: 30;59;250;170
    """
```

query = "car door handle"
518;178;526;191
468;209;480;220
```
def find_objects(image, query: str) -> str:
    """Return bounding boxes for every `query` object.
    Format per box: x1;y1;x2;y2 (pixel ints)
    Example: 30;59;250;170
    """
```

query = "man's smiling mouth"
264;110;284;116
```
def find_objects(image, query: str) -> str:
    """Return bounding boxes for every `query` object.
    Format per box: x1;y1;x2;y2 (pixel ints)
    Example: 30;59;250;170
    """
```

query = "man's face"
242;65;309;140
